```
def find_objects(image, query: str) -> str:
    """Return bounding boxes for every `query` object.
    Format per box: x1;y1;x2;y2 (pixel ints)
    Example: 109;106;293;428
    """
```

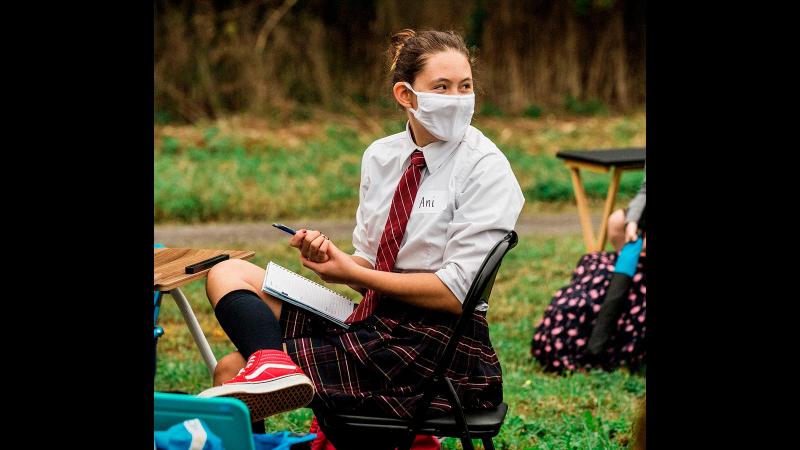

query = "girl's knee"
208;259;250;283
607;209;627;251
206;259;254;306
608;209;626;229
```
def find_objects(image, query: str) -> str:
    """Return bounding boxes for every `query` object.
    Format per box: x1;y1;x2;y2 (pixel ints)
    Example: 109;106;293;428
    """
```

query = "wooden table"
556;148;645;252
155;247;255;375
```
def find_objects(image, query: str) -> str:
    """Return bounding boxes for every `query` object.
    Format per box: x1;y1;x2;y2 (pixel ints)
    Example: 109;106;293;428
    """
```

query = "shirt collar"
403;121;463;174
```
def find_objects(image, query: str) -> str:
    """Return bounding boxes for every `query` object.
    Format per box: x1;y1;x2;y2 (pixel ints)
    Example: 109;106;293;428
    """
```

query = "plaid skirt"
280;300;503;419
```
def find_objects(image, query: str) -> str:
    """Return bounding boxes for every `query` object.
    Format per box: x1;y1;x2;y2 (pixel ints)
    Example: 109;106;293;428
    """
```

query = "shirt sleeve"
352;147;376;267
625;170;646;226
435;153;525;303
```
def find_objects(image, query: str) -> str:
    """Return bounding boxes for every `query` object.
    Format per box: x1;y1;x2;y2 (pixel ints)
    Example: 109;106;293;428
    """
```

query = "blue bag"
155;418;225;450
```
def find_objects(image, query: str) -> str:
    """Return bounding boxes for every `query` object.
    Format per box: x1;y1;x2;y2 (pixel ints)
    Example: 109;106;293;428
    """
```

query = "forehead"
417;50;472;82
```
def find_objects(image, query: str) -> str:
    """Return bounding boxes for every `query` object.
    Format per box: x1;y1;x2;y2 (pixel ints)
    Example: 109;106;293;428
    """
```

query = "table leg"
170;287;217;376
596;166;622;252
569;167;596;252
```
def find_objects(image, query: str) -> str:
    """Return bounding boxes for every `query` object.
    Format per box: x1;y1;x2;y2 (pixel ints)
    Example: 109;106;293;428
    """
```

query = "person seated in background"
531;166;646;372
607;165;646;253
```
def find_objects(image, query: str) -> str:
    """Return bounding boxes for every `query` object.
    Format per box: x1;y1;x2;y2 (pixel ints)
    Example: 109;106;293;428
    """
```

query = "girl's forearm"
346;255;373;294
350;265;462;315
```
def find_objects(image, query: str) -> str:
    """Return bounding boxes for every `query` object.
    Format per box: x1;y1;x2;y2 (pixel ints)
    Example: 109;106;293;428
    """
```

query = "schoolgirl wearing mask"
199;29;525;449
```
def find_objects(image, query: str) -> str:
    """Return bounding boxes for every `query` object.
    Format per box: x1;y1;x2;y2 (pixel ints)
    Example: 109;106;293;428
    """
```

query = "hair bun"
391;29;416;47
390;29;416;72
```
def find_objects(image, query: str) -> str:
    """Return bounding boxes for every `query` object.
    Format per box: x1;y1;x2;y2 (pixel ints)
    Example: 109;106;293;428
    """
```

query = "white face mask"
404;82;475;142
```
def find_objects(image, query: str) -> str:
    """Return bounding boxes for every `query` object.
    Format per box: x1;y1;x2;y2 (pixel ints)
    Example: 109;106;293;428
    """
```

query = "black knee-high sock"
214;289;282;359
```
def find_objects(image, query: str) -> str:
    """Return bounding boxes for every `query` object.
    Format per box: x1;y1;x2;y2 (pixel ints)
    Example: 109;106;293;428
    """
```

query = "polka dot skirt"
531;252;646;372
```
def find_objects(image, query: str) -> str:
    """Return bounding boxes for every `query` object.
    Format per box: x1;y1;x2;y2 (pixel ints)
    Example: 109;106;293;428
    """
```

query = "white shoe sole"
197;373;315;422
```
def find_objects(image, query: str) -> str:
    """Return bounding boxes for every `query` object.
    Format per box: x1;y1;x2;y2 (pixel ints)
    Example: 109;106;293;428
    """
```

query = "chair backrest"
415;231;518;414
432;230;517;380
154;392;256;450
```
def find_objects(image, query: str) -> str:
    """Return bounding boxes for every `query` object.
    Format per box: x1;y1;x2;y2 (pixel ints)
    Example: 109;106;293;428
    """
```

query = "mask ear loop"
403;82;419;114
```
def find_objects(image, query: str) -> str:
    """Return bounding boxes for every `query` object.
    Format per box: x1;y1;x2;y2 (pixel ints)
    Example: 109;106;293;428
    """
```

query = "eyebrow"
432;77;473;83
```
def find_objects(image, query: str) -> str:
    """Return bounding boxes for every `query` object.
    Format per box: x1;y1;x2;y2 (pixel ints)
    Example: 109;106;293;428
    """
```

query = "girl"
198;29;524;449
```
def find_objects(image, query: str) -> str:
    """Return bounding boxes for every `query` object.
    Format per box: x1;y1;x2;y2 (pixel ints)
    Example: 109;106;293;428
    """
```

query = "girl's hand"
301;240;359;285
625;222;639;243
289;229;331;263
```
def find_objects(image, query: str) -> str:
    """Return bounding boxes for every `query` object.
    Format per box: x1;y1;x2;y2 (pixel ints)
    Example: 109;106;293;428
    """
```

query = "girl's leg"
607;209;627;251
213;351;246;387
200;260;314;423
206;258;282;319
205;259;285;359
213;351;267;433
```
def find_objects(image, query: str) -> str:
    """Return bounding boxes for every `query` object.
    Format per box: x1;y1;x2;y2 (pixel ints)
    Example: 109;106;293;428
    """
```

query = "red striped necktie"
346;149;427;323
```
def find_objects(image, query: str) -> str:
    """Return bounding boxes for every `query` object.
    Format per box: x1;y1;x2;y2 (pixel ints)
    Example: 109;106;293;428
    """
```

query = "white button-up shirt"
352;122;525;311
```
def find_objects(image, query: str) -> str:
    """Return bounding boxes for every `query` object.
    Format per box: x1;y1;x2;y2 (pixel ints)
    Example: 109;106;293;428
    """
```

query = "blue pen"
272;223;299;236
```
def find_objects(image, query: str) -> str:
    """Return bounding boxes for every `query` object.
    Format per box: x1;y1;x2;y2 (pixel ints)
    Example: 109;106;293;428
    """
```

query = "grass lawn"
154;234;645;449
154;112;645;224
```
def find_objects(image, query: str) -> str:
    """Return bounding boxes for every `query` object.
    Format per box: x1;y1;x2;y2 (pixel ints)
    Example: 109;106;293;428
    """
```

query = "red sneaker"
198;349;315;421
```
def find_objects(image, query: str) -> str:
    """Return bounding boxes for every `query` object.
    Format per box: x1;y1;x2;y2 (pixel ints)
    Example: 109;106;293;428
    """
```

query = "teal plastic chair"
155;392;256;450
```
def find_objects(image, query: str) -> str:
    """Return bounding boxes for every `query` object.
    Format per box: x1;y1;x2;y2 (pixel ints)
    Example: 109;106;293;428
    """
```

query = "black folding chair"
320;231;519;450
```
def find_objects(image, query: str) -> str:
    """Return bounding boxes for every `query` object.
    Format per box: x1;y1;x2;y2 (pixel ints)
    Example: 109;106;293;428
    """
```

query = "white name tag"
415;190;447;213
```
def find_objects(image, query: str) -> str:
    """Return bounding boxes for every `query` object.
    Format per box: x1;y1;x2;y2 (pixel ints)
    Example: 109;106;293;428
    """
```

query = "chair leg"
460;438;475;450
482;437;496;450
251;419;265;434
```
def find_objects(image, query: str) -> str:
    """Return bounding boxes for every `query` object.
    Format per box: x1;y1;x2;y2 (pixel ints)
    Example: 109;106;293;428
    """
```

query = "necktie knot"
410;150;426;168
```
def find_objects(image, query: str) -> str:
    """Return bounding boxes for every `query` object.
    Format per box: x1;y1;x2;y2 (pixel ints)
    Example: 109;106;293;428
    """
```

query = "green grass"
155;126;367;223
155;114;645;223
564;95;607;116
154;234;644;449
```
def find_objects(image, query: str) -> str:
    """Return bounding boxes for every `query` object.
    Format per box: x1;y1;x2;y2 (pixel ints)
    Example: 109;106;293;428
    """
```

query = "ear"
392;82;414;109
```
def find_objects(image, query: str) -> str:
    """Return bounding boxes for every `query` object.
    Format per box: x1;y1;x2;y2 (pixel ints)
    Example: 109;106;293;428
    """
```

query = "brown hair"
387;29;475;86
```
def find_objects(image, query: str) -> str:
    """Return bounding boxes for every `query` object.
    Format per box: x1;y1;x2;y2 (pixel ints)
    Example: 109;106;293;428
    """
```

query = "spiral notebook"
262;261;356;329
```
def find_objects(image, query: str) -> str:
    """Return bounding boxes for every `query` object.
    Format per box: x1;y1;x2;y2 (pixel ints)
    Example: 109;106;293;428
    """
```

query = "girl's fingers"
316;238;331;262
301;230;321;256
308;234;326;261
319;238;330;255
289;229;307;248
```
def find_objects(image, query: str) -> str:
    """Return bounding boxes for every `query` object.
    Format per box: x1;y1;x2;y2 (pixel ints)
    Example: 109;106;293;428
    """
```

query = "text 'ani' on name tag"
415;190;447;213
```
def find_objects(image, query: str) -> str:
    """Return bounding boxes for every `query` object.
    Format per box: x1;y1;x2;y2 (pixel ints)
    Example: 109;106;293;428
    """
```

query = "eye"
462;83;472;90
433;84;446;91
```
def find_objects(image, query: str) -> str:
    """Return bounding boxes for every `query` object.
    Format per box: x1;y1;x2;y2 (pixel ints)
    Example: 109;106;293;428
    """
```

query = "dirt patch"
154;211;605;247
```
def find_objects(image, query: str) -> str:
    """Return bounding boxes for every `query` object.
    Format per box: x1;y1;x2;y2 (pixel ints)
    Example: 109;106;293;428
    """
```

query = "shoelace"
236;354;258;377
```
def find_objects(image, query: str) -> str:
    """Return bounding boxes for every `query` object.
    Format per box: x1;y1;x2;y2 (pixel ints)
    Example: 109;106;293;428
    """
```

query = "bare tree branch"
254;0;298;54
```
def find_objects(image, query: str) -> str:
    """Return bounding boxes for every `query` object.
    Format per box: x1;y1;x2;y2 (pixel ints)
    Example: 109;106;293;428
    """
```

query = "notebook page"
264;262;354;321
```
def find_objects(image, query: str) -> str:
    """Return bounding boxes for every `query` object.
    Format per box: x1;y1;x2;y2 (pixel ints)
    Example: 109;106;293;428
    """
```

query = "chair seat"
322;402;508;437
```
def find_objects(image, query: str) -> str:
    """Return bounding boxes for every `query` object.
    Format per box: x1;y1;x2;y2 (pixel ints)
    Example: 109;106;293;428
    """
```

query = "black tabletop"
556;148;645;167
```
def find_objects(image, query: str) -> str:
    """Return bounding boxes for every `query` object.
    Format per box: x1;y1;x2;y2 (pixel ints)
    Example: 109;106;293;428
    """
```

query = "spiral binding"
267;261;352;303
